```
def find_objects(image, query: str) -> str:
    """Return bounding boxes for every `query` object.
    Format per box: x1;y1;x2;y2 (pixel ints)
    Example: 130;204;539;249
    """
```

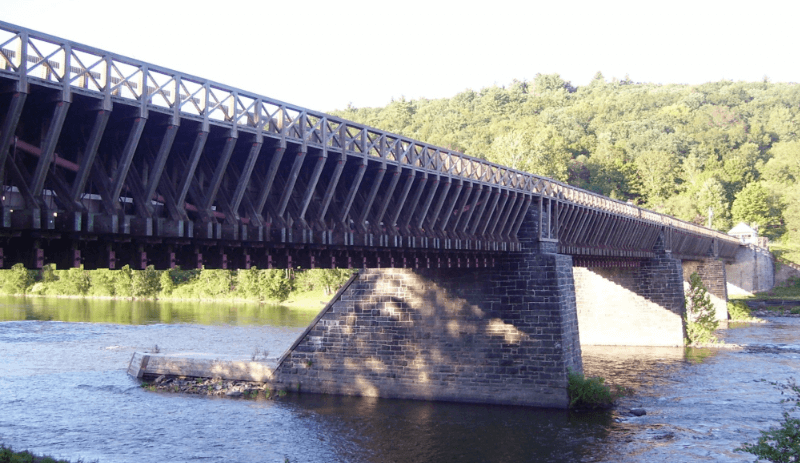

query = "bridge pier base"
574;240;687;347
682;258;729;322
273;254;582;408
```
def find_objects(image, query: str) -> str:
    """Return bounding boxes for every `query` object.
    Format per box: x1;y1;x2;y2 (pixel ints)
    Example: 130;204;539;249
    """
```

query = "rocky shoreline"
751;308;800;317
142;374;288;399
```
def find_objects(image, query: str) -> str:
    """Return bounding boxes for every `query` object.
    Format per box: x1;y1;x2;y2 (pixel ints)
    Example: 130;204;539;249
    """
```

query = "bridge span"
0;22;743;408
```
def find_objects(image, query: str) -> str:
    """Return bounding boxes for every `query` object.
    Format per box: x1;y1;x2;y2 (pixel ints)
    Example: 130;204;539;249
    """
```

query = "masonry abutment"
272;208;583;408
574;235;687;347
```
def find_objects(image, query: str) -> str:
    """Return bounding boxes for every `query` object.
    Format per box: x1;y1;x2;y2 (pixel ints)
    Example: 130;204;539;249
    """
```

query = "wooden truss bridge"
0;21;740;270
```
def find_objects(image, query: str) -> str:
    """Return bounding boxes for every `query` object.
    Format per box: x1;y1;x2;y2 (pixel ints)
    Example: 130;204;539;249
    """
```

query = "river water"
1;296;799;462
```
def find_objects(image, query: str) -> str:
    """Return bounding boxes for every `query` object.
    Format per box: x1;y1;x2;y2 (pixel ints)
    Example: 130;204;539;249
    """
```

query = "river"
1;296;798;462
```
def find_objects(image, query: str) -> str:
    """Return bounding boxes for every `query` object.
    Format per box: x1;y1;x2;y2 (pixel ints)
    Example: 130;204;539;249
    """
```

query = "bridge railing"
0;21;738;248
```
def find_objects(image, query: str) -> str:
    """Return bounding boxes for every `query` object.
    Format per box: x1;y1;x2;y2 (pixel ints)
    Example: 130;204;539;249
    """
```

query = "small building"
728;222;769;248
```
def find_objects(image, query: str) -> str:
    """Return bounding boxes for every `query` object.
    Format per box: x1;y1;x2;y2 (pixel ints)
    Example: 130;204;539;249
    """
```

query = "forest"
333;73;800;263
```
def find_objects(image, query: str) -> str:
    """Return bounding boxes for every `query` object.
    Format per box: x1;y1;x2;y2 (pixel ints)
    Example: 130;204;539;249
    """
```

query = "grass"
734;277;800;301
567;369;628;410
771;241;800;268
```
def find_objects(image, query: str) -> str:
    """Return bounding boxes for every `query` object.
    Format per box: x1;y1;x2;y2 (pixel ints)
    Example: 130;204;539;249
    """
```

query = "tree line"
0;263;353;303
333;74;800;262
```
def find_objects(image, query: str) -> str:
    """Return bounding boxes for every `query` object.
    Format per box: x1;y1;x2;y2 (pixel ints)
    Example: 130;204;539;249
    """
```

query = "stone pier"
574;238;687;347
271;253;582;408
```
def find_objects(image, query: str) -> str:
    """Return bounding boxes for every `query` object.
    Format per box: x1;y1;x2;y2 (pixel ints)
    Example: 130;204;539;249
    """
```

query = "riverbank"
0;264;350;308
0;445;88;463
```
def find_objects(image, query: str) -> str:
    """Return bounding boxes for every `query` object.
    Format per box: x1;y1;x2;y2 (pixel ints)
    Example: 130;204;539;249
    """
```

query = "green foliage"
0;445;33;463
0;265;342;304
88;269;116;297
0;445;72;463
262;270;292;302
738;414;800;463
684;272;720;345
114;265;133;297
131;265;160;298
236;268;293;302
732;182;782;238
728;300;755;321
198;269;232;298
294;269;352;295
567;369;615;410
0;263;33;295
758;277;800;299
53;267;91;295
159;269;176;296
737;380;800;462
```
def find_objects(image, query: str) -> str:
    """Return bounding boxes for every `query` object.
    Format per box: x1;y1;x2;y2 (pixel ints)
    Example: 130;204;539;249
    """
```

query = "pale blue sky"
3;0;798;112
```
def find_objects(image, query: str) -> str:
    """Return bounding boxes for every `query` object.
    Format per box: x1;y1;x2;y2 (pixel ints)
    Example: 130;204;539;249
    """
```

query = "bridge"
1;21;743;408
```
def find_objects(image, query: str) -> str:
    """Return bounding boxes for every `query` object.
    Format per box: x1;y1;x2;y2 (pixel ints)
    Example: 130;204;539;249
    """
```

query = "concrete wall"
574;243;686;347
682;259;729;321
726;245;774;296
273;258;582;408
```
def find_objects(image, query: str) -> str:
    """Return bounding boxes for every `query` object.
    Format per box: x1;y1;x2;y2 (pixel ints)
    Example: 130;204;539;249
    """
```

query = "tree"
696;177;731;230
89;269;116;297
159;269;176;296
131;266;160;298
783;185;800;241
684;272;719;345
731;182;782;237
55;267;90;295
635;149;679;204
198;269;232;298
534;73;568;94
113;265;133;297
262;270;291;302
1;263;32;295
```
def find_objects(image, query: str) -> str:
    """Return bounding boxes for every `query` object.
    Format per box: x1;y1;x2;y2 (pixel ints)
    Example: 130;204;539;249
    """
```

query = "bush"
0;444;72;463
737;380;800;462
729;300;754;321
684;272;719;345
567;369;615;410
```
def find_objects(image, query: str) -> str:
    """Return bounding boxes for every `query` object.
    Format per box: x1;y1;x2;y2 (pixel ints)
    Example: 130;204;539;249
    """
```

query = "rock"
630;408;647;416
226;390;243;397
154;375;166;384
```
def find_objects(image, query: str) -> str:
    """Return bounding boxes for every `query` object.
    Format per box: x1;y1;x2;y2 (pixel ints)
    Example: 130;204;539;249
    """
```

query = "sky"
2;0;798;113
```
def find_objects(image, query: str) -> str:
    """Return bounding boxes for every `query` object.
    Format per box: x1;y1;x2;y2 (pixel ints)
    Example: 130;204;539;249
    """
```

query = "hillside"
332;74;800;262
